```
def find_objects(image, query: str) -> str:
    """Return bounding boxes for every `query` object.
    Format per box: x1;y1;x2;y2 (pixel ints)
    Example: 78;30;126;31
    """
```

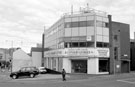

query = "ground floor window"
99;58;109;72
71;60;87;73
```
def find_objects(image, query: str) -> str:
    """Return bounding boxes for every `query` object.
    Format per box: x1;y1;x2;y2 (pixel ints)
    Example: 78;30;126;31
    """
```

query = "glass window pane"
87;27;94;36
96;16;102;21
97;35;103;42
79;17;86;21
65;18;71;22
87;42;94;47
87;21;94;26
72;17;79;21
97;27;103;35
103;36;109;42
96;21;102;27
104;43;109;47
79;42;86;47
72;42;79;47
71;22;79;27
65;22;71;28
87;16;94;20
96;42;103;47
72;28;79;36
79;21;87;27
79;27;86;36
102;22;109;28
65;28;71;36
103;28;109;36
103;18;109;22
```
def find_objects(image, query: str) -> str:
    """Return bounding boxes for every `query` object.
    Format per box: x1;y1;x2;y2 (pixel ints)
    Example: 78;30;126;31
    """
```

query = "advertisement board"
44;48;109;58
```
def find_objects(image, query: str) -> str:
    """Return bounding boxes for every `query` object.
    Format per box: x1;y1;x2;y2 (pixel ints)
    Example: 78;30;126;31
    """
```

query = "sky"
0;0;134;53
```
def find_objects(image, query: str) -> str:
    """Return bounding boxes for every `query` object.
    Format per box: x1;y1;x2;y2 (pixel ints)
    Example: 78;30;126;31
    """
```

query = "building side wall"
12;49;32;72
111;22;130;73
32;52;42;68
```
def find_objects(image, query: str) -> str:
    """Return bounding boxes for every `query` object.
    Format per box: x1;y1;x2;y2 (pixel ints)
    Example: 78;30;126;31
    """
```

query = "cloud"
0;0;134;52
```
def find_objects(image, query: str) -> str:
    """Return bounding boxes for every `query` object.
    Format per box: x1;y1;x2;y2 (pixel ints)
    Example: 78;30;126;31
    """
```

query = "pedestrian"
62;69;66;81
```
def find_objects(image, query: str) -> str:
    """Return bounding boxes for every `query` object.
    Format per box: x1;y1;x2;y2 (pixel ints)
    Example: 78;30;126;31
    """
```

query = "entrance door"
121;61;129;73
71;60;87;73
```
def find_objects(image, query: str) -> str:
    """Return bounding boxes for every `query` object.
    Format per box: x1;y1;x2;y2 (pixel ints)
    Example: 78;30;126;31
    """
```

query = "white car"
38;67;47;74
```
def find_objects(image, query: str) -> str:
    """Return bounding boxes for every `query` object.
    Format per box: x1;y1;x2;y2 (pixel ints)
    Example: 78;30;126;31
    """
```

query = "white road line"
117;78;135;84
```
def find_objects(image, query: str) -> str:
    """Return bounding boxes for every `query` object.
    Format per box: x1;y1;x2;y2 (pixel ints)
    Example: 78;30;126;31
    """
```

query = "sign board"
87;36;92;41
44;48;109;58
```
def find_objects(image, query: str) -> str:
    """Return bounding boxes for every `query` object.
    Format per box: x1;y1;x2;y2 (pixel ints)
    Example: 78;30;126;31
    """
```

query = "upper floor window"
96;21;109;28
96;42;109;48
64;20;94;28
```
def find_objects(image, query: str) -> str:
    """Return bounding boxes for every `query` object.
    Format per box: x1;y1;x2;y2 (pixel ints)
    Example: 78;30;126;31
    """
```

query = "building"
110;21;130;74
0;48;16;68
12;48;32;72
43;8;130;74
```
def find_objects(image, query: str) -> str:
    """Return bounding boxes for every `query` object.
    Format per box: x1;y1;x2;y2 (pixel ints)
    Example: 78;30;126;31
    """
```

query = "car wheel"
30;74;35;78
12;75;17;79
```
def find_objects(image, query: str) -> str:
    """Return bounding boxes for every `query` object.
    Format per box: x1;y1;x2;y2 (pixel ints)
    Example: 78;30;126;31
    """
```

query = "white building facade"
44;8;110;74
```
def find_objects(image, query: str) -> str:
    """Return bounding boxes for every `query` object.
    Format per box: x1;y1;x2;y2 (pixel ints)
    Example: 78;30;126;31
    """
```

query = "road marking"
117;78;135;84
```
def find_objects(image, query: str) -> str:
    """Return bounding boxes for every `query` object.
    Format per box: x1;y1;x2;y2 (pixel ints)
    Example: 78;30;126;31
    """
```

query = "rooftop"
63;7;108;17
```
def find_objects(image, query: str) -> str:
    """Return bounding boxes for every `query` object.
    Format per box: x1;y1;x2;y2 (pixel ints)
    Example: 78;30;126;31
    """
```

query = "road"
0;72;135;87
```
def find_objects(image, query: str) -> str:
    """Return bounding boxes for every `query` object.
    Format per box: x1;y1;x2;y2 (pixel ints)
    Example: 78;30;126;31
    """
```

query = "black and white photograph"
0;0;135;87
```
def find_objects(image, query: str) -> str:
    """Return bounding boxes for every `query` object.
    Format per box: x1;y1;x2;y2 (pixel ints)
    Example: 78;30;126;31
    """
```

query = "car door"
19;67;27;77
25;67;31;76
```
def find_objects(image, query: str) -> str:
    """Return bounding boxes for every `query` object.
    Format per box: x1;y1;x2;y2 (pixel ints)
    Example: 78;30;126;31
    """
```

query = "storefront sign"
96;48;109;57
64;48;96;57
44;48;109;58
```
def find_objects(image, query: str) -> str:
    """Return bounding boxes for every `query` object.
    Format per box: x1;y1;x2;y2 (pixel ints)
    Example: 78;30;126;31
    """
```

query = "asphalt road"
0;72;135;87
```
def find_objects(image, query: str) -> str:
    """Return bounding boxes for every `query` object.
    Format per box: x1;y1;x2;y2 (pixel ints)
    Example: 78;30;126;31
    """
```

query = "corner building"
43;8;129;74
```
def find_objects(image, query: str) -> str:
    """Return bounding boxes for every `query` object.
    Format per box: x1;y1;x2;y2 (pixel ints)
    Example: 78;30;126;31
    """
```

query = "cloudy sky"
0;0;134;53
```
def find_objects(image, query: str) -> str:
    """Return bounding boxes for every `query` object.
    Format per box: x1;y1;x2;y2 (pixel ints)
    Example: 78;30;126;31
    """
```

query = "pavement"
1;70;135;87
1;69;135;82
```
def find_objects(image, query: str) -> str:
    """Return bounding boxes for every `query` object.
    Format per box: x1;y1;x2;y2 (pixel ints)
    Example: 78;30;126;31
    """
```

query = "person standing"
62;69;66;81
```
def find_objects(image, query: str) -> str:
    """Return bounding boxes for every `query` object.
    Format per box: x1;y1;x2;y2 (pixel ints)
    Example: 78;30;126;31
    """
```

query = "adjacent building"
43;8;130;74
110;21;130;74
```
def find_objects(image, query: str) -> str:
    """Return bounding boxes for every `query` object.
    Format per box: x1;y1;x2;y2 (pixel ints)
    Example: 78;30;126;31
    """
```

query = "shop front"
44;48;110;74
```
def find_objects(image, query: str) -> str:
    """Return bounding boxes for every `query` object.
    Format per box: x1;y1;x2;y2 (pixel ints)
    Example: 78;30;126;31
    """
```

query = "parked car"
38;67;47;74
10;66;39;79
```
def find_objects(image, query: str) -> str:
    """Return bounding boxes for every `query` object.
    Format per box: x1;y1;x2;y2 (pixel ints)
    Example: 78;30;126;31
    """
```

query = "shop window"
64;42;71;48
72;42;79;47
79;42;86;47
64;43;68;48
99;59;109;72
87;42;94;47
